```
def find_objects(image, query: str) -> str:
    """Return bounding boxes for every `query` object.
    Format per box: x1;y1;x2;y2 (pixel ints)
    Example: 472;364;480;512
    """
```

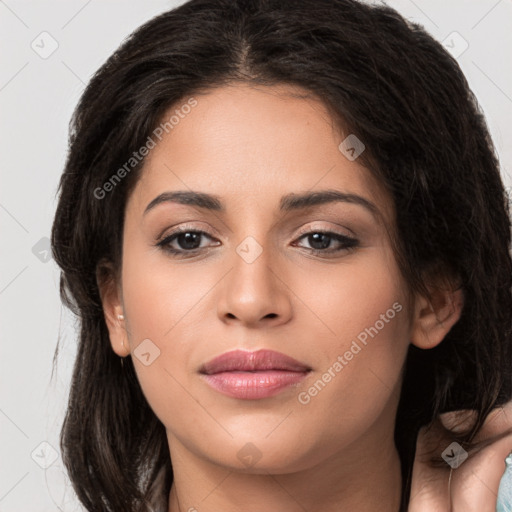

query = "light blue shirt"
496;451;512;512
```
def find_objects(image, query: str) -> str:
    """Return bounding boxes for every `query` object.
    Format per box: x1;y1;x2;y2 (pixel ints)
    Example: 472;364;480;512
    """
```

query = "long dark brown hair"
51;0;512;510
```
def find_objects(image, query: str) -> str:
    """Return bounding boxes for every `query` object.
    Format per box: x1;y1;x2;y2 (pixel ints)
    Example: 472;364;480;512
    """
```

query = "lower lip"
201;370;309;400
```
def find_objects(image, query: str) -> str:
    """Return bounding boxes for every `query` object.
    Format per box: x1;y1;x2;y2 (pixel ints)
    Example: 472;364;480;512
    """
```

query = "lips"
199;349;311;400
201;349;311;374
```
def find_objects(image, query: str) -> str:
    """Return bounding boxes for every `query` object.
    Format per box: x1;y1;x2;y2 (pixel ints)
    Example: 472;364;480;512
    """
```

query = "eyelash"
155;225;359;258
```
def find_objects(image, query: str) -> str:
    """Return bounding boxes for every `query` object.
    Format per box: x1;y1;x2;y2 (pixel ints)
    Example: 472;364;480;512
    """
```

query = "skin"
99;82;467;511
410;402;512;511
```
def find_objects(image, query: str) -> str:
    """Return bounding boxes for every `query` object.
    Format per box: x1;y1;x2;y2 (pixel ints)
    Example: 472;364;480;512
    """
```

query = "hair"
50;0;512;510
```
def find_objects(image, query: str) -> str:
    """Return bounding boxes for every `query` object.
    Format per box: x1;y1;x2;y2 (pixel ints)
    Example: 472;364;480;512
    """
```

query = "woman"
50;0;512;510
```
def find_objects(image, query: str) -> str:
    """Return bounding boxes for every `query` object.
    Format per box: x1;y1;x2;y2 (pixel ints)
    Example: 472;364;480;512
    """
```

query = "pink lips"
200;349;311;400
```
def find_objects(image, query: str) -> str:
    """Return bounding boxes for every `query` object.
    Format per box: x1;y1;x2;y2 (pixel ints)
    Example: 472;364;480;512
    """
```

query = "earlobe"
96;261;130;357
410;283;464;350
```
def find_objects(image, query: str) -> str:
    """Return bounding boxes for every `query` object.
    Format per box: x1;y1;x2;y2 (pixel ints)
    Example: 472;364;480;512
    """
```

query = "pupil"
310;233;330;249
179;232;200;250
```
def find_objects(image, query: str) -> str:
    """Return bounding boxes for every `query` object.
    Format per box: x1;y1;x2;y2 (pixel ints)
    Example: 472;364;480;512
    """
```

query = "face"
107;83;417;474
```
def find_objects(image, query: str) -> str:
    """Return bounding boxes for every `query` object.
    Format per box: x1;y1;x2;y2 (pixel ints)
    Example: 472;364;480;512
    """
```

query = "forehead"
127;83;393;223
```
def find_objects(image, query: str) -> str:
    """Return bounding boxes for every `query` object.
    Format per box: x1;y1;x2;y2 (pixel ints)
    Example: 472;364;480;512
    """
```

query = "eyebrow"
144;189;380;218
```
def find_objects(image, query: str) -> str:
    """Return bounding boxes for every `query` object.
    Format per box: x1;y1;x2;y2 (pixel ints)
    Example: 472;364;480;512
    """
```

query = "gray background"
1;1;511;510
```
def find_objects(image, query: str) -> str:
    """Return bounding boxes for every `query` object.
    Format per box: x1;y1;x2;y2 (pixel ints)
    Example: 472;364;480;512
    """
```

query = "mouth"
199;349;312;400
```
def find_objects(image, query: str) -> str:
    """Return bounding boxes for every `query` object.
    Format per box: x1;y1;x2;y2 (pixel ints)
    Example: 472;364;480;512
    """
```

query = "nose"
216;242;293;328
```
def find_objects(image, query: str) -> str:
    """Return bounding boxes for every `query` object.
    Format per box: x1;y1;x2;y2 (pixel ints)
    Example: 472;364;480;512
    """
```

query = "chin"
198;432;327;475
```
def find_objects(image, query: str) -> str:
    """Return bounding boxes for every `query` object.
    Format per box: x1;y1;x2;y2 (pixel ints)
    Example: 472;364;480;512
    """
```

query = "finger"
478;400;512;438
450;433;512;512
438;400;512;441
438;409;477;433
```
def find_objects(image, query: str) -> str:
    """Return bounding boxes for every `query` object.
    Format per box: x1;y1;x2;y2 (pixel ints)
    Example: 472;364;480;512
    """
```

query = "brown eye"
156;228;219;256
294;231;359;255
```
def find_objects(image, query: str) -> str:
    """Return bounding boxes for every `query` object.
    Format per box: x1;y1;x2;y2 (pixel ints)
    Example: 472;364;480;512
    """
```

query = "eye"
156;227;219;255
293;230;359;255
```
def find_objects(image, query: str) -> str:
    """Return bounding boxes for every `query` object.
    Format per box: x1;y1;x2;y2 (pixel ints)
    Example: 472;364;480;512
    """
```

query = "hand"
409;400;512;511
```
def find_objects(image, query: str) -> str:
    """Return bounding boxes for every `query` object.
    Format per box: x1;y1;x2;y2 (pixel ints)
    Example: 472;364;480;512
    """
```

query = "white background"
1;1;511;510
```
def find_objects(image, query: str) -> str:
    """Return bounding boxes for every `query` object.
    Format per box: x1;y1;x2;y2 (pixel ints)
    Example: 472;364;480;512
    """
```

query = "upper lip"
200;349;311;375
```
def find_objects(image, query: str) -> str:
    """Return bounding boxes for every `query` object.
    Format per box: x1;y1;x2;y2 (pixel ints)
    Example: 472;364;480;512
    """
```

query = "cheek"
289;250;410;432
297;296;409;418
119;245;228;430
295;245;409;361
121;242;212;345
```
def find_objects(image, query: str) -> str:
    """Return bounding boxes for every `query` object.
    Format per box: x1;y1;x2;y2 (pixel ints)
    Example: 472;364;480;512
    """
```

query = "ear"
96;260;130;357
410;275;464;350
